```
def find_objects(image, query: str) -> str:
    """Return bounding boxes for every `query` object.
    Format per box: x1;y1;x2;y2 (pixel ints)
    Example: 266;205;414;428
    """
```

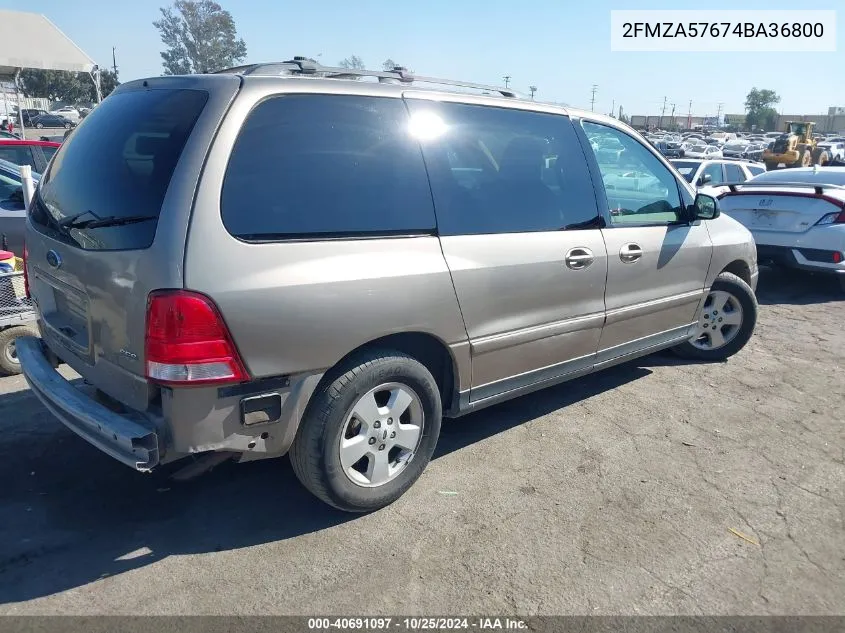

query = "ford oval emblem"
46;250;62;269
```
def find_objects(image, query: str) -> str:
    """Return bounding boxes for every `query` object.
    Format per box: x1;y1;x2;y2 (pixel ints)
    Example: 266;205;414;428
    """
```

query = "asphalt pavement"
0;266;842;615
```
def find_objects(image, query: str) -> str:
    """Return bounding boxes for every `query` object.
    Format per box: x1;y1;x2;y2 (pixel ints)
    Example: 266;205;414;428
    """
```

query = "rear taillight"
22;243;29;298
144;290;249;386
816;209;845;225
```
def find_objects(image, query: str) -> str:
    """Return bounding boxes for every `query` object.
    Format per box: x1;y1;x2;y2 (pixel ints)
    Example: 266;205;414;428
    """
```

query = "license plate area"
34;274;91;357
752;210;777;228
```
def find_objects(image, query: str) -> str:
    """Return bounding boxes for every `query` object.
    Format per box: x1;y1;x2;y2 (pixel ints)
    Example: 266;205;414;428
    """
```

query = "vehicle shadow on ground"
755;264;843;305
0;359;657;604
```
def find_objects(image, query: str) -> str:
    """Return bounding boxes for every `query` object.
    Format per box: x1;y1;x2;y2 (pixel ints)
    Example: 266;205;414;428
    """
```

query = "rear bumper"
756;244;845;275
17;336;160;471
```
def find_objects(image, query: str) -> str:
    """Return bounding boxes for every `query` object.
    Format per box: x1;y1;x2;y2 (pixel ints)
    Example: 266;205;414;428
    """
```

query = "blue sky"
7;0;844;116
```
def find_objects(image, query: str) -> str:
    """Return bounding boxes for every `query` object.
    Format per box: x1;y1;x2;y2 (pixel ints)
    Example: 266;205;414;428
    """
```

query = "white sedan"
48;106;80;123
714;167;845;290
684;143;723;159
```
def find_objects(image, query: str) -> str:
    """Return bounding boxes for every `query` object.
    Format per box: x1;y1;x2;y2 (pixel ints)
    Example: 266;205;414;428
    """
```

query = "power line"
590;84;598;111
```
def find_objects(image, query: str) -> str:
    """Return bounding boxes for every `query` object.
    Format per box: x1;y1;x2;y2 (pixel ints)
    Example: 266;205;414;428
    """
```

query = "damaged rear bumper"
17;336;160;471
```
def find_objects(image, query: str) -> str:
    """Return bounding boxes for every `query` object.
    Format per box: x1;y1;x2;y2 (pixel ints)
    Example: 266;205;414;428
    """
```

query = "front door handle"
565;247;594;270
619;243;643;263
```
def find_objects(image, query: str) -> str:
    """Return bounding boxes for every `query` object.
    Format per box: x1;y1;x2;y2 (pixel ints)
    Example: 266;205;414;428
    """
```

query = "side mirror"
698;173;712;186
693;193;719;220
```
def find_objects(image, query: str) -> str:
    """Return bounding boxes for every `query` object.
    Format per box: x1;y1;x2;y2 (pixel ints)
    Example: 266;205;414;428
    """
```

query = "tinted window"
31;89;208;250
582;121;683;225
701;163;725;185
41;145;58;162
405;100;599;235
747;165;766;176
222;95;435;239
0;167;24;209
671;160;699;183
725;163;747;182
0;146;35;170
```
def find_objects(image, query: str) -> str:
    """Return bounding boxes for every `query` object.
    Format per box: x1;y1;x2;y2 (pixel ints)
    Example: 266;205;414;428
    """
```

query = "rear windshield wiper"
62;214;158;230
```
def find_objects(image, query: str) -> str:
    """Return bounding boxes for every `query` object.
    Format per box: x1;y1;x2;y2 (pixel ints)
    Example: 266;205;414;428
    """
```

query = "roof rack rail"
214;56;519;98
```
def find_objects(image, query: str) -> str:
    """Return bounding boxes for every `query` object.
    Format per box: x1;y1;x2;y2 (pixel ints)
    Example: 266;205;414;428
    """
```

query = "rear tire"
36;122;44;129
673;272;757;362
0;325;39;375
289;349;442;513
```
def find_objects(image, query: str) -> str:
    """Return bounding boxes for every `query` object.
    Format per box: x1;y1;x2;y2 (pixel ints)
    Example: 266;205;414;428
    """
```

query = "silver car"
18;59;759;512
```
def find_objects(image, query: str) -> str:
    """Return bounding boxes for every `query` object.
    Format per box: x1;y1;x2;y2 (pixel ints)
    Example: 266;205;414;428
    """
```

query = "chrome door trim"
604;289;705;326
470;312;606;356
595;323;695;366
469;351;596;404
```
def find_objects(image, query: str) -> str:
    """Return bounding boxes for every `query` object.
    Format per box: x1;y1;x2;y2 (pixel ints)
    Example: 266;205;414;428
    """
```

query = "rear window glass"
30;88;208;250
221;94;436;239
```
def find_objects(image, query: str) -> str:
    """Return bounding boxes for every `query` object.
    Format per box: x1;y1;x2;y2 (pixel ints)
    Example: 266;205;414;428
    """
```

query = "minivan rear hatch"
26;76;240;411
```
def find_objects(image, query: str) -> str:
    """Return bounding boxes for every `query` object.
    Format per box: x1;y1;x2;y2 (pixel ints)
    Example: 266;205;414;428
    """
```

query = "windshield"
749;168;845;186
671;161;698;182
30;88;208;251
690;144;707;152
724;141;747;150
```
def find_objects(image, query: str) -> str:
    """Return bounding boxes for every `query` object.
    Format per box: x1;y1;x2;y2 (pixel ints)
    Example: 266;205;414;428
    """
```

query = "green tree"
745;88;781;132
382;58;397;71
20;69;120;103
154;0;247;75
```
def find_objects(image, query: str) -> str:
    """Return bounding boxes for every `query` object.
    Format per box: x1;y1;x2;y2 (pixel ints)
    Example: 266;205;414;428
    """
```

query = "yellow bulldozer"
762;121;829;171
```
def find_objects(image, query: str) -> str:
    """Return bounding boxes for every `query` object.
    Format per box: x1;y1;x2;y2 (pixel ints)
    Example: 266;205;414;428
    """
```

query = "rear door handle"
565;247;594;270
619;243;643;263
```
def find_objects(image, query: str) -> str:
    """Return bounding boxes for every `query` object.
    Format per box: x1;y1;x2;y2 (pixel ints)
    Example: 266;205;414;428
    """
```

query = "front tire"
290;349;442;512
36;122;44;129
673;272;757;361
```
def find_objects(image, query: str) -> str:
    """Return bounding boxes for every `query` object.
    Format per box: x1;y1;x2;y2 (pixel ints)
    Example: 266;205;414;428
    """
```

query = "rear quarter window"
221;94;436;239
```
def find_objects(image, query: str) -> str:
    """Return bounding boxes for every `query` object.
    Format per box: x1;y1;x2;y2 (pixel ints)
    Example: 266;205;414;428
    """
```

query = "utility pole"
610;99;615;118
529;85;537;100
502;75;511;89
716;102;724;127
687;99;692;130
112;47;118;78
590;84;598;111
659;96;667;128
670;102;676;130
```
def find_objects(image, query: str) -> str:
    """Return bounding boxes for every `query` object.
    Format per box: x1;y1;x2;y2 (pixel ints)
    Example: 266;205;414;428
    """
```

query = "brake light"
144;290;249;386
22;243;29;298
815;209;845;225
